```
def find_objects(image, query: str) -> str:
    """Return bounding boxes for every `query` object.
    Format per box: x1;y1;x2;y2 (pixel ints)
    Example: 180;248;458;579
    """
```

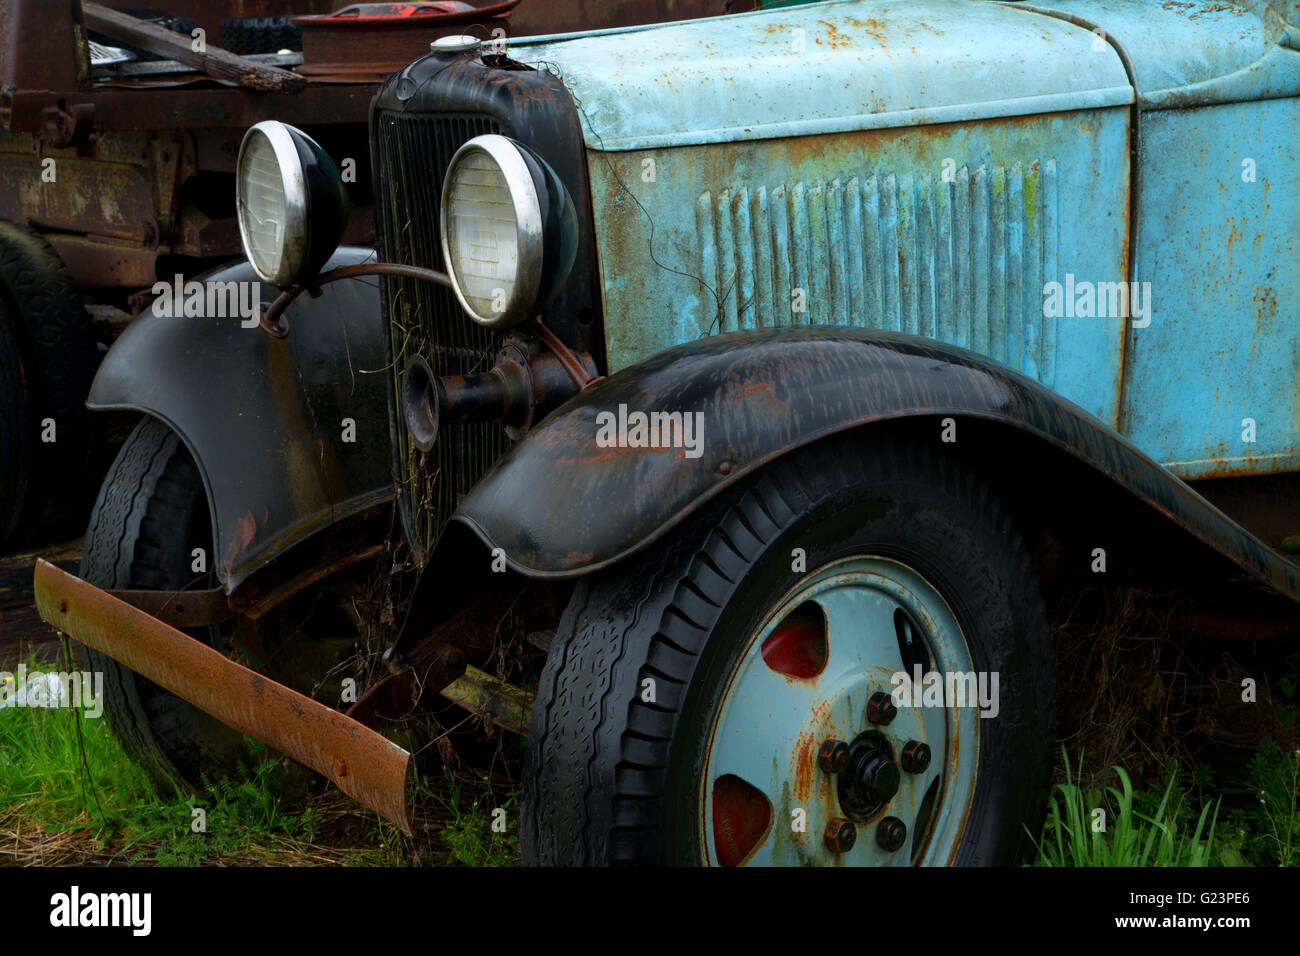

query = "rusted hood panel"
452;327;1300;605
510;0;1132;150
1020;0;1300;109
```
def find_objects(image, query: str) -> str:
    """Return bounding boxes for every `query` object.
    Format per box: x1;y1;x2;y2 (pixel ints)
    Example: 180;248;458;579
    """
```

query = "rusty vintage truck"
28;0;1300;866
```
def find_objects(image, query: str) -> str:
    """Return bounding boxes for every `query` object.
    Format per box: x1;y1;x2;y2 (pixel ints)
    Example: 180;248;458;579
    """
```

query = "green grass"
0;652;523;865
430;764;521;866
1;666;178;839
1030;748;1220;866
0;652;392;864
1213;739;1300;867
358;766;522;867
1;688;318;863
1030;743;1300;867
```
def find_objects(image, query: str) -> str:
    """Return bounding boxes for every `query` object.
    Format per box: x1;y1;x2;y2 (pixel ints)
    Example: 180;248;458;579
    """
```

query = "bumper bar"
33;559;414;834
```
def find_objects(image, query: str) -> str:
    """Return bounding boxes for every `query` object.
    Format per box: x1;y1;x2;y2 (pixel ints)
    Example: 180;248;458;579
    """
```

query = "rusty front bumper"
32;560;414;834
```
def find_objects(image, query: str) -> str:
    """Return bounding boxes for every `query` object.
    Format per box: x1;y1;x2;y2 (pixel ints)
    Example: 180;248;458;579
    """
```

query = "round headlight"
236;121;348;287
440;134;576;330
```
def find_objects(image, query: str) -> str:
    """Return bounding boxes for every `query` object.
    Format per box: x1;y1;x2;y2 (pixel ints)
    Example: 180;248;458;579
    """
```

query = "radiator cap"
430;34;482;56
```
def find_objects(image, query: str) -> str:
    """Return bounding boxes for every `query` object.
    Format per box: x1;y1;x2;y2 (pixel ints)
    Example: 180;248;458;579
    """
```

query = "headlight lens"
237;127;291;282
236;121;348;287
440;135;545;330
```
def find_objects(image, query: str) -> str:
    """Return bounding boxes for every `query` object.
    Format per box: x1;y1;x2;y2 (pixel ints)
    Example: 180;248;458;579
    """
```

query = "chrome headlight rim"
236;120;311;287
439;134;546;331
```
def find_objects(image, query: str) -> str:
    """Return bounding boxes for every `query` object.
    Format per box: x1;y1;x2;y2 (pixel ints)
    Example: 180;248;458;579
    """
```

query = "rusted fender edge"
86;246;393;594
450;326;1300;603
33;560;414;834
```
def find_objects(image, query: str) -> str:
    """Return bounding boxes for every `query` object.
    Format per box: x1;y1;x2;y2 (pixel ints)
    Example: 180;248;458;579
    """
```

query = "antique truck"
30;0;1300;866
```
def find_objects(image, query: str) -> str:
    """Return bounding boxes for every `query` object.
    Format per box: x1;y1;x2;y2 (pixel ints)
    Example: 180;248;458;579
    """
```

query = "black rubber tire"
80;416;250;793
0;222;98;546
219;17;302;55
522;431;1054;866
0;305;29;545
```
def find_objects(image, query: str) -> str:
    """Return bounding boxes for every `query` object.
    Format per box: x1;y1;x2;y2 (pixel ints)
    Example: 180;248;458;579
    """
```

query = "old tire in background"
522;432;1054;865
219;16;302;55
0;222;98;547
0;304;29;545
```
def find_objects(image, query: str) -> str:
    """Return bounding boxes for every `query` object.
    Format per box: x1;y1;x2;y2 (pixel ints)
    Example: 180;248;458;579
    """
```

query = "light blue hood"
511;0;1133;150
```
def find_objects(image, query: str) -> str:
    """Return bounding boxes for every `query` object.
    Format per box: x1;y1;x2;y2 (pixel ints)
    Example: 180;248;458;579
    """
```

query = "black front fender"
451;326;1300;603
88;247;393;593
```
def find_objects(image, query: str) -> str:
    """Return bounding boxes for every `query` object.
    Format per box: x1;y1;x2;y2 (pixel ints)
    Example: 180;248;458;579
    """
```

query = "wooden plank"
438;665;534;736
81;2;306;93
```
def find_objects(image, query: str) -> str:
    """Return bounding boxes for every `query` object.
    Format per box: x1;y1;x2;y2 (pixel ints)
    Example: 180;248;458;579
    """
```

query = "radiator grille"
694;161;1059;384
374;110;509;560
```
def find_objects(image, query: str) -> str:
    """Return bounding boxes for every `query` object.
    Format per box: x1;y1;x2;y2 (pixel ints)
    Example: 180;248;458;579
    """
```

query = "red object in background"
299;2;520;24
308;3;484;20
293;1;521;79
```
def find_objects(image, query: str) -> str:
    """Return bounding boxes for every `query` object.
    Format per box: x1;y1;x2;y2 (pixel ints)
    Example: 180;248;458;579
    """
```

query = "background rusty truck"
0;0;729;548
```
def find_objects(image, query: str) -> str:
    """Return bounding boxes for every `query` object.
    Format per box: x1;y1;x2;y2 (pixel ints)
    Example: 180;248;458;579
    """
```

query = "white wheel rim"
699;556;981;866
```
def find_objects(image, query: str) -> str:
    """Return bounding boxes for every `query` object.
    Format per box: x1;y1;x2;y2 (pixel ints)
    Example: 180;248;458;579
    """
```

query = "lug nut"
818;739;849;774
876;816;907;852
866;691;897;726
901;740;931;773
824;817;857;853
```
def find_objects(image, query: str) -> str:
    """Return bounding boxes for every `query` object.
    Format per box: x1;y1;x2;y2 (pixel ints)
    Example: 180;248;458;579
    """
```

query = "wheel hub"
838;732;900;819
700;556;980;866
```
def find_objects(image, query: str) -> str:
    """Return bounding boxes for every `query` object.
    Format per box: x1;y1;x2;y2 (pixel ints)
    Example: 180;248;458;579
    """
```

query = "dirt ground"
0;538;83;668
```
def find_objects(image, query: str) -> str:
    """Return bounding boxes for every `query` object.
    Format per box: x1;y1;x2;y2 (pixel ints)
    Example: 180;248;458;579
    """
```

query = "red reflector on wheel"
760;602;828;679
712;774;772;867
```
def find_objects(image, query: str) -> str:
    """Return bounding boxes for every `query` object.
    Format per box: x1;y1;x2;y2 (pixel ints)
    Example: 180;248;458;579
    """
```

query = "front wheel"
522;432;1053;866
80;417;250;791
80;417;366;795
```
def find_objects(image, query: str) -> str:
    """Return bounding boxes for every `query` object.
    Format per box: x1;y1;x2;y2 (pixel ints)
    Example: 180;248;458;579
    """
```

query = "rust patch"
222;509;259;578
792;727;816;805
